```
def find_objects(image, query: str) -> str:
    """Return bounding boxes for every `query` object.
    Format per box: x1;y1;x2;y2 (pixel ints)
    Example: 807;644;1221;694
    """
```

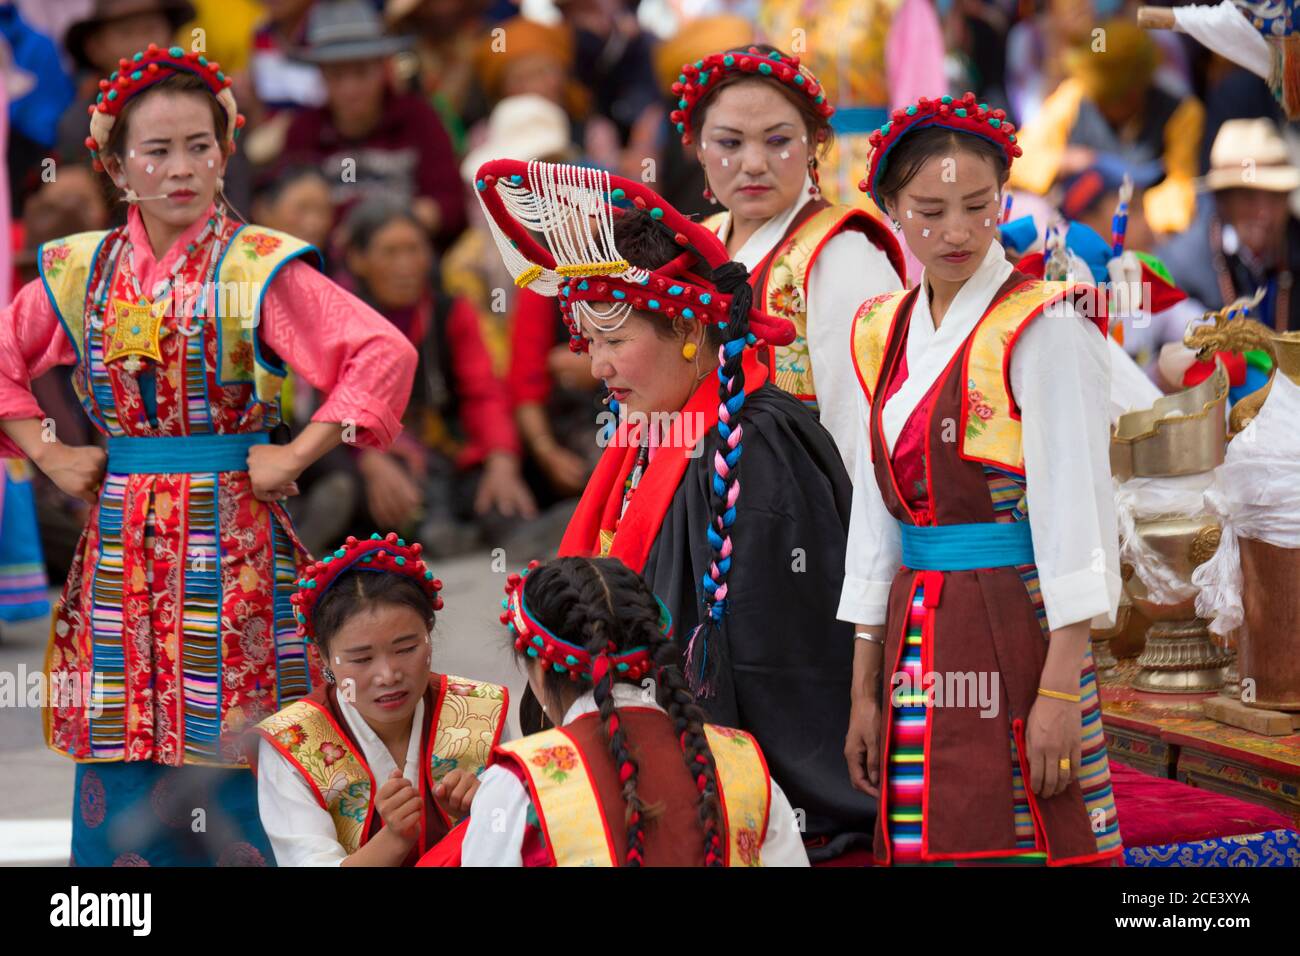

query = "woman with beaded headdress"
841;92;1124;865
444;555;806;867
251;532;508;867
669;44;906;471
472;157;875;861
0;43;417;865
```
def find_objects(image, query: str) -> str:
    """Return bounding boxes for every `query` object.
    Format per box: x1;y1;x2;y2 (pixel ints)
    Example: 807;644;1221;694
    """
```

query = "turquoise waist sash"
106;433;269;475
898;520;1035;571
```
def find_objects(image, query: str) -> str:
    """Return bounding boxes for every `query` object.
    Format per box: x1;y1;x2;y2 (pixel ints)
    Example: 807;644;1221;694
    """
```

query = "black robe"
642;382;875;859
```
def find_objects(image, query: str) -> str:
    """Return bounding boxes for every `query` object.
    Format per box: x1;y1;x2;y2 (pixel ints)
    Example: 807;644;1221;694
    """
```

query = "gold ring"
1058;758;1071;773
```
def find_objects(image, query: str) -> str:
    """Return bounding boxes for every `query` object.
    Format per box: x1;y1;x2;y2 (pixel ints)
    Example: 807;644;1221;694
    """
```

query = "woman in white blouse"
838;93;1124;866
669;43;906;471
252;533;508;866
459;557;809;867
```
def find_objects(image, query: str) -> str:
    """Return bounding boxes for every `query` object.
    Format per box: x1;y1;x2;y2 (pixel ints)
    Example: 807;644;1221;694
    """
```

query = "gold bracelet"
1037;687;1082;703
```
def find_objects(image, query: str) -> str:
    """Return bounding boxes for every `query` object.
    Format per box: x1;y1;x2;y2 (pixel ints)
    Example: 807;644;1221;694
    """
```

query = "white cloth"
1173;2;1272;84
713;179;903;470
1193;375;1300;634
256;695;426;867
837;240;1122;632
460;683;810;867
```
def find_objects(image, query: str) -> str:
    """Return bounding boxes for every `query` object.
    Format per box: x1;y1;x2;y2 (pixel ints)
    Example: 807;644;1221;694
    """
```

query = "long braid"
578;561;652;866
685;260;754;698
601;568;727;866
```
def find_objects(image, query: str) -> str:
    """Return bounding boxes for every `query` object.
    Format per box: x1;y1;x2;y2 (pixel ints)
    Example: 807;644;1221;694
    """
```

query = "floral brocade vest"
495;710;772;867
703;200;904;408
847;274;1123;865
37;216;324;767
254;674;508;858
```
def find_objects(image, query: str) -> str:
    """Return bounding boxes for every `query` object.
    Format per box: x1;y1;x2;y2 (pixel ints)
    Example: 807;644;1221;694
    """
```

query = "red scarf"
559;350;769;572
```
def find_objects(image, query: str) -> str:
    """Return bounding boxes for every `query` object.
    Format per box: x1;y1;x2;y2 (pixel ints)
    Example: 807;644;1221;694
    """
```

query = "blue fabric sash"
106;432;269;475
830;106;889;135
898;520;1035;571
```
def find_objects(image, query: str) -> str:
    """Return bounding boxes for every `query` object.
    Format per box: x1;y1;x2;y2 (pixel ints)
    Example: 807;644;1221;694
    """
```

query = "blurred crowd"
3;0;1297;576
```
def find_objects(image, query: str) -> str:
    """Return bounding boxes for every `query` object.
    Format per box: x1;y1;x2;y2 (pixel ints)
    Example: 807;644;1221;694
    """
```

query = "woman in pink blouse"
0;44;416;866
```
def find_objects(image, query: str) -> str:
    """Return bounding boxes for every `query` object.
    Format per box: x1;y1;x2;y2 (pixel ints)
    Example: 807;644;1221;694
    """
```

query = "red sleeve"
447;296;520;467
507;288;559;406
259;259;418;449
0;278;78;457
407;96;467;243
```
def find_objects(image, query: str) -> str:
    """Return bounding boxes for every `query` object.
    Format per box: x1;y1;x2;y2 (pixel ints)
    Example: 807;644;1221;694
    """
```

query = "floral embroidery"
767;281;803;317
531;744;578;783
241;232;282;259
337;780;370;823
275;725;306;750
229;338;254;373
711;725;751;746
736;814;762;867
320;741;346;766
966;380;995;440
42;243;71;279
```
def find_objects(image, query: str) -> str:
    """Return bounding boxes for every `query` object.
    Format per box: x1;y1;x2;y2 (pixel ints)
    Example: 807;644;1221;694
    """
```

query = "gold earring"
682;341;698;360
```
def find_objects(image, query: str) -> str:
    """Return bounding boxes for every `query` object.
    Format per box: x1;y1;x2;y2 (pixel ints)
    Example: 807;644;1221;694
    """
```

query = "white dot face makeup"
922;228;931;238
984;218;991;227
129;149;136;159
145;164;155;175
207;159;215;168
721;157;729;167
906;209;913;219
779;150;790;160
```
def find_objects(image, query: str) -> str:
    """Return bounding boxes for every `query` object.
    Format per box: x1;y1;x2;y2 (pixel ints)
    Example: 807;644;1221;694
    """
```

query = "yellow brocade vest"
37;224;320;406
849;280;1091;472
704;204;880;406
253;674;508;855
497;722;772;867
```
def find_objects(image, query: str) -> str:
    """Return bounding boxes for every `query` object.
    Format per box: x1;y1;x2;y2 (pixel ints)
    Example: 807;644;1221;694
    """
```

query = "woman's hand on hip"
246;443;303;502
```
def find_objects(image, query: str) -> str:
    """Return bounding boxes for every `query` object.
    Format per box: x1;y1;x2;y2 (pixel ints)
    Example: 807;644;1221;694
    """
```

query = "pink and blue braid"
685;260;755;697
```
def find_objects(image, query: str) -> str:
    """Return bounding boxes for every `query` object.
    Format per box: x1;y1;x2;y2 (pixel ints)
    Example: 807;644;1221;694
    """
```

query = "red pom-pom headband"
472;158;796;353
669;46;833;146
290;533;444;642
859;92;1022;213
499;560;670;685
85;43;244;172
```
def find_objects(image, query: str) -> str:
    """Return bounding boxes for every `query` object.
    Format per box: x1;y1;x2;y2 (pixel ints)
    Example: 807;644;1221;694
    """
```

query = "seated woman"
252;533;509;866
460;556;808;866
342;198;538;556
472;159;874;861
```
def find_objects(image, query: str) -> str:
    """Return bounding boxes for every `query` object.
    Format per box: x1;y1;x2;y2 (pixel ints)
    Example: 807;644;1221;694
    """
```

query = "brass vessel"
1112;364;1231;693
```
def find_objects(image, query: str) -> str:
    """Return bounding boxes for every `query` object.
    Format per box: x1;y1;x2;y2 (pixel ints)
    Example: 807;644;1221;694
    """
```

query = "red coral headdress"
291;533;443;642
84;43;244;172
668;46;833;146
859;92;1023;213
499;560;669;685
473;158;795;353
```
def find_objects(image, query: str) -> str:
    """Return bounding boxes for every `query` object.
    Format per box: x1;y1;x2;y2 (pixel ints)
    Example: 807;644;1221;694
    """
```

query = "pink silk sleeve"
0;277;78;458
885;0;947;111
258;259;418;450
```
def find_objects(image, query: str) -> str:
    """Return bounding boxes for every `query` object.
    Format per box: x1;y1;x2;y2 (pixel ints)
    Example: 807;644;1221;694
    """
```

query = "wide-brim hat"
293;0;416;65
460;95;575;184
1201;118;1300;193
64;0;196;73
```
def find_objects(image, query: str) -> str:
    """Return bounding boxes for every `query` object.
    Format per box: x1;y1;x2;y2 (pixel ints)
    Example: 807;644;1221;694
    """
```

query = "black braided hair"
522;556;727;867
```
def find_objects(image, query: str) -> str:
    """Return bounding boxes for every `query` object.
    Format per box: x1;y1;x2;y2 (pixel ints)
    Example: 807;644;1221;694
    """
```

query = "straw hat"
1203;118;1300;193
460;94;574;183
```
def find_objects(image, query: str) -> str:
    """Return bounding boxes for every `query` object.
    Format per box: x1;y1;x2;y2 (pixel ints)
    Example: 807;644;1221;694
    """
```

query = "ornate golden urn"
1111;364;1232;693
